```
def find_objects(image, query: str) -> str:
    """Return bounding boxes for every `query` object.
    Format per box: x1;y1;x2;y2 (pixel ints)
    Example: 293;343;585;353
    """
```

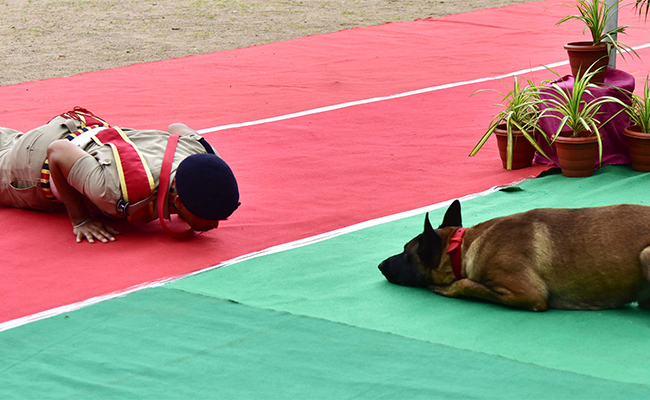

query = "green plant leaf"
556;0;638;56
469;75;549;166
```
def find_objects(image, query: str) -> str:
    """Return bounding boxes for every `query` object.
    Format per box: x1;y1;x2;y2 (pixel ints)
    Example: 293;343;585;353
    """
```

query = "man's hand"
48;140;119;244
73;219;120;243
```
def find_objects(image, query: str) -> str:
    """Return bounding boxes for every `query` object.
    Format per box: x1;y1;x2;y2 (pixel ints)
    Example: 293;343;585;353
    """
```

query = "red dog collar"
447;228;467;280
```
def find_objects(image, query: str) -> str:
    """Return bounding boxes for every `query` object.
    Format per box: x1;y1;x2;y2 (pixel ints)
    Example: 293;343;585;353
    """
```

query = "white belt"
70;126;109;148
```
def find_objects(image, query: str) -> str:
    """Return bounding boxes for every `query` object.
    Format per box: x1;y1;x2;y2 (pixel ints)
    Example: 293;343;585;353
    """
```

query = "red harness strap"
57;108;193;238
157;134;194;240
55;108;156;223
446;228;467;280
92;127;156;224
59;106;109;128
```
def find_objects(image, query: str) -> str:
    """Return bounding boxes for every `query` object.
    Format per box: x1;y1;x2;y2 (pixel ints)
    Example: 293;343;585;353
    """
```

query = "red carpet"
1;0;648;324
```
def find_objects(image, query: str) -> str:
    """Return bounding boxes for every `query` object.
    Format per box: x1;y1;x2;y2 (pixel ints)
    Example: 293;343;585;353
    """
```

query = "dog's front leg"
430;279;548;311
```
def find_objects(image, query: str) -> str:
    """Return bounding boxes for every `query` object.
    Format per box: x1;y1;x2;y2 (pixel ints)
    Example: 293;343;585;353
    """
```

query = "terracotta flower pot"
564;41;609;84
623;125;650;172
554;134;599;177
494;125;536;170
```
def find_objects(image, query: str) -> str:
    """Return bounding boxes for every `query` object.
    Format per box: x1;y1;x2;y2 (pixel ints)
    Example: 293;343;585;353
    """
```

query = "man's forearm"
47;139;118;243
46;140;92;225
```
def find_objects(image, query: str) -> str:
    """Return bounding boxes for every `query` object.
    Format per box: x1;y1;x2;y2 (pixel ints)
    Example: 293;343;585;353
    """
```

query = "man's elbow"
46;140;87;177
47;139;68;160
168;123;197;135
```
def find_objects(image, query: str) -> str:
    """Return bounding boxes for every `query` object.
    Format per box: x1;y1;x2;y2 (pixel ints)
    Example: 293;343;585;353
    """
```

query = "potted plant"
469;76;551;170
621;76;650;171
557;0;638;83
540;65;628;177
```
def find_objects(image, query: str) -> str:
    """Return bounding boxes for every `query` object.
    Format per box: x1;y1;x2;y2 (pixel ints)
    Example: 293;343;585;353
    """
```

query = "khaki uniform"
0;116;216;222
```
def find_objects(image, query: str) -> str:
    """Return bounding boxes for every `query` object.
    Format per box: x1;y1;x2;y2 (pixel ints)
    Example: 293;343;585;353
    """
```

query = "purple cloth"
533;68;635;167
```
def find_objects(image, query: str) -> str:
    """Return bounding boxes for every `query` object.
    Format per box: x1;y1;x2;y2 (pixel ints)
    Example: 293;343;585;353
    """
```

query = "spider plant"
556;0;638;60
469;76;551;170
623;75;650;133
540;64;628;163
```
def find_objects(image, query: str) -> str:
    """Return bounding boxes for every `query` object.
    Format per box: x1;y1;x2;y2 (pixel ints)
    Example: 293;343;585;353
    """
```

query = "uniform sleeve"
67;154;122;218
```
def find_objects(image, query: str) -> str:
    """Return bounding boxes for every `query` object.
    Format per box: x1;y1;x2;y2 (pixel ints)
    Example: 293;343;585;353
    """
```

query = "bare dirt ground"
0;0;539;86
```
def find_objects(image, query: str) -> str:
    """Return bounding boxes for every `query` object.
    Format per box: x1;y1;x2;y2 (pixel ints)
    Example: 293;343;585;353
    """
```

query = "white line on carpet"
0;183;517;333
197;42;650;135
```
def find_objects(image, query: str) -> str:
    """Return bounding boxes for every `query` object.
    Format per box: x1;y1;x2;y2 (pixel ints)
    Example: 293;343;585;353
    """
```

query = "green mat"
3;166;650;398
2;288;648;399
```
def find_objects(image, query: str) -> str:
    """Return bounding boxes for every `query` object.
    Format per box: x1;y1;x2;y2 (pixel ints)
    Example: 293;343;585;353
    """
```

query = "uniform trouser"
0;116;82;211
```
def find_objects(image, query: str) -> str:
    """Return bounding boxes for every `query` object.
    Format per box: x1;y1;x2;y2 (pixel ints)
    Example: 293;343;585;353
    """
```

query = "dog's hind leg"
638;246;650;309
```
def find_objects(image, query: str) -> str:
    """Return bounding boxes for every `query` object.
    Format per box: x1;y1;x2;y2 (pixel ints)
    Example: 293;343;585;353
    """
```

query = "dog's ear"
424;212;436;237
420;213;443;266
438;200;462;228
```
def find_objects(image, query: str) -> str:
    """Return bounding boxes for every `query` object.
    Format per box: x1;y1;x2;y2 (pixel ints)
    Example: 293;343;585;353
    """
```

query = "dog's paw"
429;284;452;296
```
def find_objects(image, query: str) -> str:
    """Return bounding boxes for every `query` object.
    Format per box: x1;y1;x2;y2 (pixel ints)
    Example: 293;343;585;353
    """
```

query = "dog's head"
378;200;463;287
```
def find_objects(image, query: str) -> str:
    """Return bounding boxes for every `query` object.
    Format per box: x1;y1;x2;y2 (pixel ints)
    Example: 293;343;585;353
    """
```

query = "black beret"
175;154;240;220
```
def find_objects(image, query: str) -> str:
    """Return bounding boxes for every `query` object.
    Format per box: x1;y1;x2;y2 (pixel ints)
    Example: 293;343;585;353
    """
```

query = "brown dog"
378;200;650;311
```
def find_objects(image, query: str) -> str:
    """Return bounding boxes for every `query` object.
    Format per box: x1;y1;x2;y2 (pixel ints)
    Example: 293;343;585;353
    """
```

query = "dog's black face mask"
378;240;430;287
378;200;463;287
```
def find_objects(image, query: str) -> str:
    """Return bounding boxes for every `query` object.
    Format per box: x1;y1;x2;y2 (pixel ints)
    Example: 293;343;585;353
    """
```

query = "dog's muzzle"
378;252;427;287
